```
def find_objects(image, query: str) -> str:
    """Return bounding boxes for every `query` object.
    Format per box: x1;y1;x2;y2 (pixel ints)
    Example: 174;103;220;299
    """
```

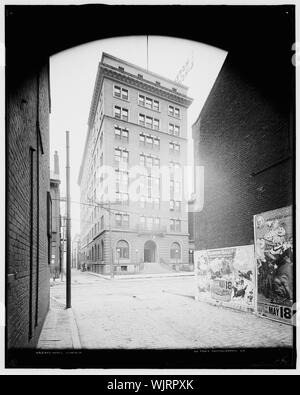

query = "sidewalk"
37;296;81;349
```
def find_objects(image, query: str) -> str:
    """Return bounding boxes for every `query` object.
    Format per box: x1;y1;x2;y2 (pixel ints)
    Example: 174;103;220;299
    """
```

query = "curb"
68;308;82;349
85;271;194;281
50;296;82;349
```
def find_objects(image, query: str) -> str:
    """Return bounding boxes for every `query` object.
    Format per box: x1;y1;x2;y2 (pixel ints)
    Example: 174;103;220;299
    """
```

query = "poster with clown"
254;206;294;324
194;245;255;310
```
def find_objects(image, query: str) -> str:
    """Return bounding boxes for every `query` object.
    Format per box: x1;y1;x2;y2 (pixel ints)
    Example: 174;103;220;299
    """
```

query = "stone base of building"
87;262;194;275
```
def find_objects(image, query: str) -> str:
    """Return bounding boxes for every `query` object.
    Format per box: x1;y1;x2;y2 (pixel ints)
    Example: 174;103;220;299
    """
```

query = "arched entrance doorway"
144;240;157;263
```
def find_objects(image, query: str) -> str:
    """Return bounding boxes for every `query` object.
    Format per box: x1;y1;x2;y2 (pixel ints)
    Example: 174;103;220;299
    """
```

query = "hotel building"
78;53;193;274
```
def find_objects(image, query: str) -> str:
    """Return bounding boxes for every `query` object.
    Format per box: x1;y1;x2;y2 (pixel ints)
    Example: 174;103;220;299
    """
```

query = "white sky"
49;36;227;238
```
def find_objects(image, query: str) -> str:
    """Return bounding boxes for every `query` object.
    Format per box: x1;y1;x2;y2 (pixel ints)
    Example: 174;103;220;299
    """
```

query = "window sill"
113;95;130;103
138;103;161;114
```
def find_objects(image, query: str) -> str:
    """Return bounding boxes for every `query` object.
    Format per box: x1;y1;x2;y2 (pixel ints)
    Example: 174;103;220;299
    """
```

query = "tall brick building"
6;62;51;349
78;53;193;274
192;51;294;251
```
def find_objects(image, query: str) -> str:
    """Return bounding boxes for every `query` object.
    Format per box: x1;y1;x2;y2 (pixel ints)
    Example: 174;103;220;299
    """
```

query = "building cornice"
88;64;193;129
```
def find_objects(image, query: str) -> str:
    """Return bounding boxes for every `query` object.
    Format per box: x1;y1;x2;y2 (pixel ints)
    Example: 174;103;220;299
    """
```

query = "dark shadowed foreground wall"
192;27;294;250
6;63;51;349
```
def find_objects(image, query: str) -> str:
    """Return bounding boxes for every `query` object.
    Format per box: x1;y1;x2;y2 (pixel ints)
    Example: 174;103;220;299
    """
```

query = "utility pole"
66;131;71;309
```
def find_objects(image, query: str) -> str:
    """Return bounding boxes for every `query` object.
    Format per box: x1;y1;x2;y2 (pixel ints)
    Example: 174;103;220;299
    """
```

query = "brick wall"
6;64;51;349
192;55;293;251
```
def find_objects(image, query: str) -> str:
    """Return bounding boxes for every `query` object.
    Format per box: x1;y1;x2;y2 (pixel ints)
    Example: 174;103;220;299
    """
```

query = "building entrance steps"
139;262;173;274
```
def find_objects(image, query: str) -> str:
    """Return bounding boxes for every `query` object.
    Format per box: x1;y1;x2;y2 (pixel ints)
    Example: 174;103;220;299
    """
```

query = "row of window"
114;126;180;154
86;240;182;261
113;213;182;232
113;85;181;119
138;114;160;130
113;106;180;136
111;195;182;211
138;94;159;111
115;125;129;141
140;216;161;230
139;154;160;168
139;133;160;148
113;85;129;100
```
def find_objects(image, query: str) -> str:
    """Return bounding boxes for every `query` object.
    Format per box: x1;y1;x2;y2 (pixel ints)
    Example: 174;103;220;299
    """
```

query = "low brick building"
6;62;51;349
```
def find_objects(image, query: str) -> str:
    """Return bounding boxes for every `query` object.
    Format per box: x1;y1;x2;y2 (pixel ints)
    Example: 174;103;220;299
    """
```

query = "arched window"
116;240;129;259
170;242;181;259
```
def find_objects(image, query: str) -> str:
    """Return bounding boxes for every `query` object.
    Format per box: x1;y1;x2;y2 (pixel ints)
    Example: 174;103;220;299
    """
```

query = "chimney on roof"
54;150;60;176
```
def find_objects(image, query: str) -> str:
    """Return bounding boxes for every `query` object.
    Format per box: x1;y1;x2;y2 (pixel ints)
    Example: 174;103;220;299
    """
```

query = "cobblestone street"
44;269;293;350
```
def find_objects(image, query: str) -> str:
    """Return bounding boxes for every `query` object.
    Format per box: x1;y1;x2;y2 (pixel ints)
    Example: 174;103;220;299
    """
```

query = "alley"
40;269;293;350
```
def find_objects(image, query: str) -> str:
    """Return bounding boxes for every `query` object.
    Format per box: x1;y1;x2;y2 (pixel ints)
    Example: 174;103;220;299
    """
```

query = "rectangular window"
175;201;181;211
122;129;129;141
140;196;146;208
153;119;159;131
138;95;145;106
115;126;121;138
174;125;180;136
123;214;129;227
168;106;174;116
114;106;121;119
169;105;180;118
174;143;180;152
115;148;121;162
146;156;152;169
146;116;153;128
139;114;145;126
114;85;128;100
146;217;153;230
146;136;153;146
153;198;160;210
170;219;175;232
153;138;160;148
153;158;160;168
115;213;122;227
122;88;128;100
114;85;121;98
115;213;129;228
145;97;152;109
153;100;159;111
140;154;145;167
122;108;128;121
139;133;145;144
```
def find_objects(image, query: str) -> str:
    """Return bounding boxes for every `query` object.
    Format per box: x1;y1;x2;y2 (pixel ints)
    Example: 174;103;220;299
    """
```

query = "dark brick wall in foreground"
6;64;51;349
192;55;294;251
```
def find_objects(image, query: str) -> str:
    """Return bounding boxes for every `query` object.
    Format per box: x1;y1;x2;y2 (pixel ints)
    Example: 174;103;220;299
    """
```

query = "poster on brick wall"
194;245;255;310
254;206;294;325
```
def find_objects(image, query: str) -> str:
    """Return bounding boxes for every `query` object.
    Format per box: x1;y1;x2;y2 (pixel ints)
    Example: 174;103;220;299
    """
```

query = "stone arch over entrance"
144;240;157;263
